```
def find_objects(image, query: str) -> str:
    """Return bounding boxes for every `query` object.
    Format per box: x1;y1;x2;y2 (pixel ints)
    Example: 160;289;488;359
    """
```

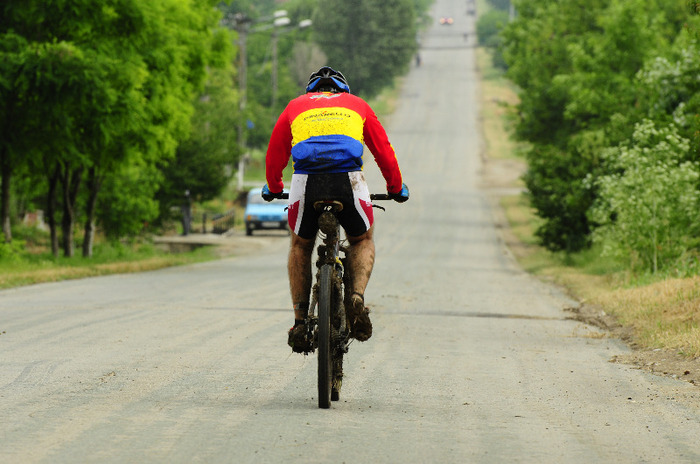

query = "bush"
588;120;700;274
477;10;509;47
0;240;27;263
98;162;160;239
524;144;595;253
477;10;509;69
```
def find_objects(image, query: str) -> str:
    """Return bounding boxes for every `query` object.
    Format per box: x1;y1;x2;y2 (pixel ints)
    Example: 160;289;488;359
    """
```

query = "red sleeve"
363;105;403;194
265;107;293;193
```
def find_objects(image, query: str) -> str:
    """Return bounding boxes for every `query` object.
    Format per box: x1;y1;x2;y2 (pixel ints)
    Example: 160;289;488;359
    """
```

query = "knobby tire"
317;264;333;409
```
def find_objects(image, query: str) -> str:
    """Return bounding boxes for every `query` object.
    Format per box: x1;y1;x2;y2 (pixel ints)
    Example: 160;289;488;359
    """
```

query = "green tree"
1;0;227;256
156;67;239;221
501;0;678;252
10;39;99;256
476;9;509;69
689;0;700;18
0;33;32;244
477;10;509;47
312;0;418;98
635;25;700;152
501;0;607;251
98;160;162;240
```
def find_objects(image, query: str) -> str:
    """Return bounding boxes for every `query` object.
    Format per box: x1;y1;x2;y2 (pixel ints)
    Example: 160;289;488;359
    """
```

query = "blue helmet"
305;66;350;93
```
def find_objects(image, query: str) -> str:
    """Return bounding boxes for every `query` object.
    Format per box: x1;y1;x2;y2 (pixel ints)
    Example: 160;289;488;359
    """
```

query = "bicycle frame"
276;192;390;408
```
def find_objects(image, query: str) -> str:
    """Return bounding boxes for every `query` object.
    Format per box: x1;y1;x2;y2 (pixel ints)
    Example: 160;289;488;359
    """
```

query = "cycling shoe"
287;321;313;353
347;293;372;341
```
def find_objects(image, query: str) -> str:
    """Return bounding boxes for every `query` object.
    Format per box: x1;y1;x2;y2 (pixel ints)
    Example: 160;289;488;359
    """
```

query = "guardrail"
210;210;235;234
180;208;236;235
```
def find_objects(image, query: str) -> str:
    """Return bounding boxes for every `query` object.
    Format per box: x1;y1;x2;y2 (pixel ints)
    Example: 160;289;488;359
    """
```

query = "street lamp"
271;11;312;110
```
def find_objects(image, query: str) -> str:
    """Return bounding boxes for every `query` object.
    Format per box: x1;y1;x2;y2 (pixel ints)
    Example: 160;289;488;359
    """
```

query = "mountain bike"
280;192;390;408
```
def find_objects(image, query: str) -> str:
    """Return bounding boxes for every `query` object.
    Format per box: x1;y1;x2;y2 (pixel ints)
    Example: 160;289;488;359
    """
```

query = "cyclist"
263;66;409;353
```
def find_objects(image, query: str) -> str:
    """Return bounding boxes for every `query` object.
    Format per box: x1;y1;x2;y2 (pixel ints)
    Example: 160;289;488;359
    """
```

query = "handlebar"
273;193;393;201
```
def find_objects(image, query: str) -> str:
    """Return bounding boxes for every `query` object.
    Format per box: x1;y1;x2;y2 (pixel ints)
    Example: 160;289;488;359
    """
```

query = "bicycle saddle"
313;200;344;213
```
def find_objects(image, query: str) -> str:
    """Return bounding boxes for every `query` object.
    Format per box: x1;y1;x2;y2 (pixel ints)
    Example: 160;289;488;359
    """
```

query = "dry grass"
593;278;700;357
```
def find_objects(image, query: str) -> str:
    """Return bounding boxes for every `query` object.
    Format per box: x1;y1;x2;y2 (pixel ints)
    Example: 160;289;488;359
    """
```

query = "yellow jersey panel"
290;107;365;147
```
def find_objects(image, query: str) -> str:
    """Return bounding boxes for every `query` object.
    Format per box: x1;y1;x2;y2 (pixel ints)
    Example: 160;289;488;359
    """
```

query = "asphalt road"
3;0;700;462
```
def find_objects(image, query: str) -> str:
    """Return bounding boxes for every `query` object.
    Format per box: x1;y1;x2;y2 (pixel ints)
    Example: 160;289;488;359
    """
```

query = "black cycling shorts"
288;171;374;240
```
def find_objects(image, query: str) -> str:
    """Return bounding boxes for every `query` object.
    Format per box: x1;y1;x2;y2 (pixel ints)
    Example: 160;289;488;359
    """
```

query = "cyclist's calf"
289;232;315;319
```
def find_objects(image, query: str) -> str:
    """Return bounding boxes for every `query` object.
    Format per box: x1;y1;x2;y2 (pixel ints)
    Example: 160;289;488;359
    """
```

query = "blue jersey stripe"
291;135;364;174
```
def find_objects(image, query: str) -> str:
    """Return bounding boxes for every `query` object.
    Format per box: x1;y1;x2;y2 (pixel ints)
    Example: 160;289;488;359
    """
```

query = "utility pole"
222;10;311;189
271;11;290;111
233;13;251;191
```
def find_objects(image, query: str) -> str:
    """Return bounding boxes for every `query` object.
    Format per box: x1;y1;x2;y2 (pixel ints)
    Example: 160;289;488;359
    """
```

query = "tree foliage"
0;0;431;259
589;121;700;273
501;0;688;253
156;63;239;222
477;10;509;48
476;9;509;69
0;0;230;255
636;28;700;147
312;0;418;98
218;0;427;147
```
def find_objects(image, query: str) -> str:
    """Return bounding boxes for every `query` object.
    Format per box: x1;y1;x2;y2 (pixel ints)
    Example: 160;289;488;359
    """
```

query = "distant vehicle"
244;188;289;236
440;16;454;25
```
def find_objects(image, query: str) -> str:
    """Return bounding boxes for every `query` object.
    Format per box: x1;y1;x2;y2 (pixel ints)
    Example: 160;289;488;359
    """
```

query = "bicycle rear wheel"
317;264;333;409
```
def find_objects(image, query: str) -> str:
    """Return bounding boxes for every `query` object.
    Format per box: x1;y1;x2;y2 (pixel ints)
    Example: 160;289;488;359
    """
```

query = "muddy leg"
346;226;375;295
288;232;315;319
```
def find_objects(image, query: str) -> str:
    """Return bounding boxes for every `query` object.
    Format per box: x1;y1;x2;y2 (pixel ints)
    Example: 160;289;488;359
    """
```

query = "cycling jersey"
266;91;403;194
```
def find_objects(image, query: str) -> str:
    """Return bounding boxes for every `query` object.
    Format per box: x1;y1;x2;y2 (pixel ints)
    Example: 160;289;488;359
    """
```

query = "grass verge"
0;236;221;290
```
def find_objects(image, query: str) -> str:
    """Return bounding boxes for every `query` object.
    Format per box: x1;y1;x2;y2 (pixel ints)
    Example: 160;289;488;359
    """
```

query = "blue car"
244;188;289;236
